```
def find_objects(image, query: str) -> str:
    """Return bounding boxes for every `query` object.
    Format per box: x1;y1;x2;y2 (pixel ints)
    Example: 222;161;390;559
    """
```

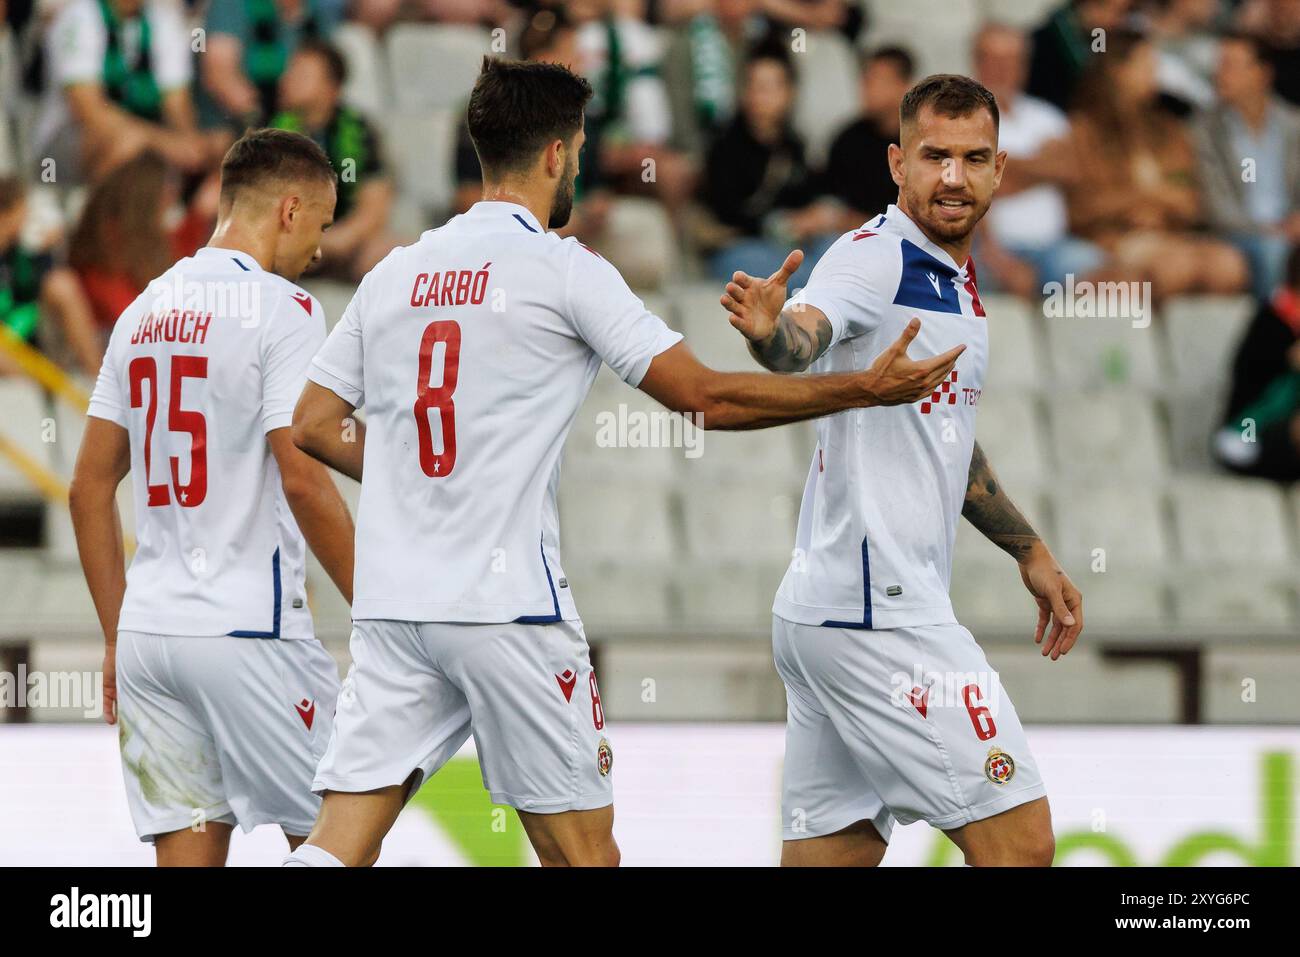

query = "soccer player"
284;57;965;868
719;74;1084;866
69;129;356;866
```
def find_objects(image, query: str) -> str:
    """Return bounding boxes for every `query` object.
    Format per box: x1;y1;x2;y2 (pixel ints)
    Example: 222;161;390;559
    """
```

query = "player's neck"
207;220;276;273
479;182;552;233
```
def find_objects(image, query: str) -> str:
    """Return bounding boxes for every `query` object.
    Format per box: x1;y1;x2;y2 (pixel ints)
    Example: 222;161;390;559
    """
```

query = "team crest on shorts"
984;746;1015;785
596;738;613;777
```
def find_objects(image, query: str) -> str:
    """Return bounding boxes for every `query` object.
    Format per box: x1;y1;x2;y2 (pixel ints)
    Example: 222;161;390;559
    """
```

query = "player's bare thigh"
153;822;235;867
781;818;887;867
303;776;416;867
517;805;619;867
943;796;1055;866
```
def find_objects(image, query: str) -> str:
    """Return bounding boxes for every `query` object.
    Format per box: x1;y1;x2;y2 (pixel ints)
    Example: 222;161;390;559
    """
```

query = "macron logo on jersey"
291;291;313;315
893;240;962;315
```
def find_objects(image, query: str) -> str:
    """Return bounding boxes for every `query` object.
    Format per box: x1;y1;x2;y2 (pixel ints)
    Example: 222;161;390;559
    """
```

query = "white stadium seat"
1172;572;1296;626
977;0;1059;29
676;557;789;631
674;280;757;372
334;21;388;116
300;279;358;332
863;0;979;79
972;392;1050;490
384;109;458;218
1050;484;1173;573
1164;295;1255;470
677;425;809;482
1044;313;1167;393
1169;475;1295;567
790;30;860;167
981;293;1047;393
563;368;686;482
559;479;678;562
385;24;491;112
592;197;675;293
1046;391;1169;481
561;556;675;634
680;482;801;562
0;379;52;505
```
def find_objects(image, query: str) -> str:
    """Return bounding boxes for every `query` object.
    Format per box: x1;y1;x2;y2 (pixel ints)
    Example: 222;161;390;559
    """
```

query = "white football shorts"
774;616;1046;842
115;631;340;842
313;618;613;813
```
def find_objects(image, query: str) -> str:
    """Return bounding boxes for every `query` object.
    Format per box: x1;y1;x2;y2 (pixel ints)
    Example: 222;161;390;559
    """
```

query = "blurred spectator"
1026;0;1132;112
418;0;513;23
269;39;397;279
1237;0;1300;107
67;151;206;334
577;0;696;215
661;0;763;162
200;0;344;129
1193;32;1300;299
31;0;209;185
1213;244;1300;481
756;0;863;42
821;45;913;230
1065;29;1248;298
696;41;838;286
973;22;1103;296
0;176;101;377
1141;0;1222;110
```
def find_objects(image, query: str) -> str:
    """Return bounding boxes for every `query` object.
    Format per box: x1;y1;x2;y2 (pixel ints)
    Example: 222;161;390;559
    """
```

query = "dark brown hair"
467;57;592;176
900;73;1000;132
218;128;336;205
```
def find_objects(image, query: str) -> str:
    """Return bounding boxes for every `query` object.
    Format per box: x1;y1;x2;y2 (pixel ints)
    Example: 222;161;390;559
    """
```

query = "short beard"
902;183;989;245
548;162;576;230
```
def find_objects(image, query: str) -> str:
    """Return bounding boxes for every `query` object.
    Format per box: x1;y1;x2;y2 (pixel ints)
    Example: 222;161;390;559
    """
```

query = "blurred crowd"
0;0;1298;477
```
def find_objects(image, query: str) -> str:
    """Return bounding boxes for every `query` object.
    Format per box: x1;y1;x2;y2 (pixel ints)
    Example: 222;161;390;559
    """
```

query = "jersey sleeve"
307;285;366;408
86;325;127;428
261;289;327;433
564;241;682;387
784;232;889;349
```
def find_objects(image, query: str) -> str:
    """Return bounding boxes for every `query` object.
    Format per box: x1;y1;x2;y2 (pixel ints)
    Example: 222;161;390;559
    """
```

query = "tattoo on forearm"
962;442;1041;562
750;311;833;373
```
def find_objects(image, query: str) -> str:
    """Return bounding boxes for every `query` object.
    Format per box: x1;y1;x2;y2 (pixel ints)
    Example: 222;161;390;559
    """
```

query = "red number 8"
414;320;460;477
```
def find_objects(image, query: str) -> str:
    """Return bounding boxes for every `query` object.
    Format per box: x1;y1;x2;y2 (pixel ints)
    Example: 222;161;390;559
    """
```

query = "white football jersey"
308;201;681;623
774;205;990;630
87;247;326;640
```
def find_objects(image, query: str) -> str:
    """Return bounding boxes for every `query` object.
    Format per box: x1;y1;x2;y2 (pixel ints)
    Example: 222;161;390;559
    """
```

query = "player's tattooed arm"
961;441;1041;563
747;307;835;373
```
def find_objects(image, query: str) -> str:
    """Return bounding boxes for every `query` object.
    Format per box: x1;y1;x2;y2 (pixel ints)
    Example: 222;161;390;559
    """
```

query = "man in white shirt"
721;74;1084;866
32;0;209;184
70;129;356;865
285;57;965;867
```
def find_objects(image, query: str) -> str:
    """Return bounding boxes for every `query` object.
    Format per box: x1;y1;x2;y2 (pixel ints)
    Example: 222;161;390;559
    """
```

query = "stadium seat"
334;21;388;116
1163;295;1255;470
977;0;1059;29
1172;572;1296;626
384;109;458;219
562;556;675;634
677;425;809;482
972;392;1050;489
981;293;1047;393
674;280;756;372
1044;313;1167;393
1061;571;1169;629
592;197;675;292
559;479;679;562
679;482;801;562
1050;483;1173;574
863;0;979;78
0;379;53;505
1170;475;1295;567
1045;391;1170;481
676;557;789;632
385;24;491;112
563;368;687;481
790;30;860;167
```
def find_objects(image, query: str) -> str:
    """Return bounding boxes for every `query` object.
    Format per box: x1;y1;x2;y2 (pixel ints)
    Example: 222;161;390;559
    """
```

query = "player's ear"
281;194;301;230
887;142;905;187
992;148;1008;191
545;138;564;179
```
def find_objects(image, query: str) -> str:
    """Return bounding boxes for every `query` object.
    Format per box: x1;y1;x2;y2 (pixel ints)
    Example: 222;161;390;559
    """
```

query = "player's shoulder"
817;214;906;275
257;270;321;323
